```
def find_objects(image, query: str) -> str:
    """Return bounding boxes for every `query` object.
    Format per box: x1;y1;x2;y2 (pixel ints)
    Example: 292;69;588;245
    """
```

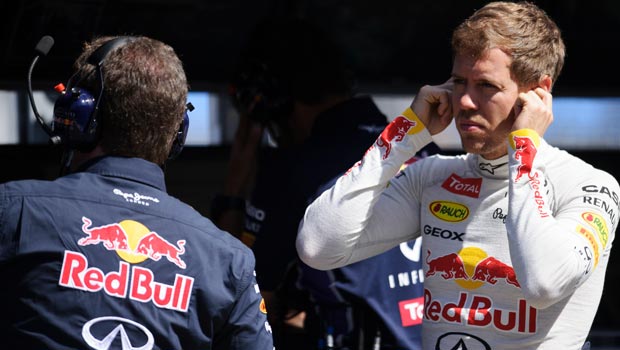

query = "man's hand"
410;79;454;135
512;87;554;137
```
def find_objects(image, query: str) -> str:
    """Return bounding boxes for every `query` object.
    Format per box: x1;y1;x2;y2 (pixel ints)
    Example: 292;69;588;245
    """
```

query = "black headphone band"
87;36;134;67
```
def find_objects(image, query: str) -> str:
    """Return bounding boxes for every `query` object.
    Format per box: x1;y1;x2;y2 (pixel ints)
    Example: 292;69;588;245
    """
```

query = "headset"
28;35;191;161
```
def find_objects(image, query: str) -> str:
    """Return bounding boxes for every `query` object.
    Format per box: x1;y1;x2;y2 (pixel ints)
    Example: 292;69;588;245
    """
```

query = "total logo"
424;248;537;334
398;296;424;327
58;217;194;312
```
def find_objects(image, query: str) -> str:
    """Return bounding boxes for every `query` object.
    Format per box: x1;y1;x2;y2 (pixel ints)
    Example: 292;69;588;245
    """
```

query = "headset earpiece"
168;102;193;160
51;37;133;151
52;86;98;150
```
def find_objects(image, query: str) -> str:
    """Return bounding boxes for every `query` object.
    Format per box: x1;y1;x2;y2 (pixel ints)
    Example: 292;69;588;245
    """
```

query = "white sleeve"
506;129;619;309
296;108;433;270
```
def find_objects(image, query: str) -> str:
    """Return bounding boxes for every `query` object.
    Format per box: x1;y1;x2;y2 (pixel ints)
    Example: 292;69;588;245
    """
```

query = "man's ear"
539;75;552;92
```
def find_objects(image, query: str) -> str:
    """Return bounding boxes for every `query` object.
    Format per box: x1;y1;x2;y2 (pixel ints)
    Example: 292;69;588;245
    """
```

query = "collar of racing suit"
473;153;510;179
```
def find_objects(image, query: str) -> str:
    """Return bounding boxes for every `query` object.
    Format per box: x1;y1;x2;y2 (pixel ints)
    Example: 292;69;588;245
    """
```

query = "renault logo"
82;316;154;350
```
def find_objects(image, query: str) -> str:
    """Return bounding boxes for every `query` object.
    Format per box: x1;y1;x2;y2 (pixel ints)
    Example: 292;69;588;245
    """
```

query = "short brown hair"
72;35;188;165
452;1;565;88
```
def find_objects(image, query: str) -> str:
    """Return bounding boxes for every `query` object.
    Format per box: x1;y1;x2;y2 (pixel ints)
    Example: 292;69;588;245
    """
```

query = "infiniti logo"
82;316;154;350
435;332;491;350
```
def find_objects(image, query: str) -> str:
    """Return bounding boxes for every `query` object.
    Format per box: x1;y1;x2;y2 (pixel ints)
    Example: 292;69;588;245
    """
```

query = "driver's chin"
461;139;504;159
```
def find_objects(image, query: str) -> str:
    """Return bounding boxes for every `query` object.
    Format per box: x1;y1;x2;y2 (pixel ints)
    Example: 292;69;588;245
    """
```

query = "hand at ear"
512;86;553;136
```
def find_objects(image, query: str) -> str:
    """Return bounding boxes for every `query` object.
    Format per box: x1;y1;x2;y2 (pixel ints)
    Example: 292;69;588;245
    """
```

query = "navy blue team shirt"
0;156;273;350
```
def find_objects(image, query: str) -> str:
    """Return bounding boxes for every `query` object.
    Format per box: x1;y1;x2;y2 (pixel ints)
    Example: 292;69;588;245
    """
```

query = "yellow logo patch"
576;225;600;268
429;201;469;222
581;212;609;249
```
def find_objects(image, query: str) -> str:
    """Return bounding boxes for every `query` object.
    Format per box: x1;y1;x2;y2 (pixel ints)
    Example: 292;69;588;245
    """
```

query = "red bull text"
59;251;194;312
424;289;537;333
512;133;549;218
424;249;535;332
59;217;193;312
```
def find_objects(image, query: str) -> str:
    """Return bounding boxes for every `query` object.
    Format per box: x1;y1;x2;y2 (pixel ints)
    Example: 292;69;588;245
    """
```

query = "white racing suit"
297;108;619;349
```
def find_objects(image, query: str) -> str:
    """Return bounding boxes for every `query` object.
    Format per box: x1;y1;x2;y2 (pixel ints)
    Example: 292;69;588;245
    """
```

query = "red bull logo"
59;251;193;312
60;217;194;312
425;250;469;280
425;247;520;289
80;218;129;250
511;132;549;218
512;135;538;182
424;289;537;333
135;232;186;269
424;248;536;333
376;114;420;160
79;217;186;269
471;256;520;287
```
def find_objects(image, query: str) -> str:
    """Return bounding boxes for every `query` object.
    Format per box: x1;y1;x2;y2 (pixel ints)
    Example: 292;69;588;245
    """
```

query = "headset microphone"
35;35;54;56
27;35;62;145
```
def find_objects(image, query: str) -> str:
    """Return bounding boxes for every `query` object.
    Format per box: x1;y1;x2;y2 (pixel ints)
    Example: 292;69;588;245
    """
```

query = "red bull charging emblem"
426;247;520;289
424;247;537;333
513;135;537;182
376;108;425;160
510;131;549;218
59;217;193;312
79;217;186;269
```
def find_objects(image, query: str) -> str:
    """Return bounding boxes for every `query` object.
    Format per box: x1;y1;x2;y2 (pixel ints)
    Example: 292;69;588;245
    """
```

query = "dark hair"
452;1;565;88
72;35;188;165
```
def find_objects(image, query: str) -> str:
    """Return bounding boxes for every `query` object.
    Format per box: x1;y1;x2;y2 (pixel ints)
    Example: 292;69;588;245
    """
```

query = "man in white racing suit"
296;2;619;349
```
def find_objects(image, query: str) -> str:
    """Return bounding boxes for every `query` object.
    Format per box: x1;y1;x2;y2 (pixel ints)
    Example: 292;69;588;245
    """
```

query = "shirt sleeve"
215;255;274;350
506;129;619;309
296;108;433;270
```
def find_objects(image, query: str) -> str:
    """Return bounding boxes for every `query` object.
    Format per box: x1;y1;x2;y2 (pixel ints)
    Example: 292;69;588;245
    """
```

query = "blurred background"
1;1;618;348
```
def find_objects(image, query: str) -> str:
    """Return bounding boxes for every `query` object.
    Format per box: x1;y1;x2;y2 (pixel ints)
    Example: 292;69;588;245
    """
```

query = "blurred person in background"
212;17;439;349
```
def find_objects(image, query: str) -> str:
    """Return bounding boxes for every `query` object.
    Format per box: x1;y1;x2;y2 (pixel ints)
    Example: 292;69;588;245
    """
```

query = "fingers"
436;89;452;119
513;88;554;135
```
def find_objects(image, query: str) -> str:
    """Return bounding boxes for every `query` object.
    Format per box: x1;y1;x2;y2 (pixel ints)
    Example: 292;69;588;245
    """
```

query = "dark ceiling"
2;0;619;96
